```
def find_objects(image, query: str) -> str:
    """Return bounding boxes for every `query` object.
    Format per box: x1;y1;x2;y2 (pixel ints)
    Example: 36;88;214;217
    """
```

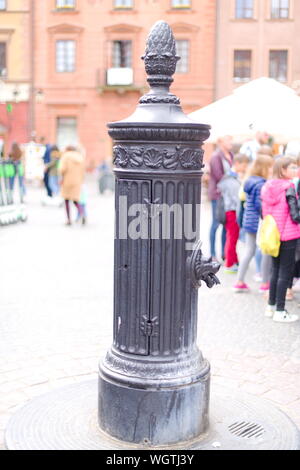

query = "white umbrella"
188;77;300;143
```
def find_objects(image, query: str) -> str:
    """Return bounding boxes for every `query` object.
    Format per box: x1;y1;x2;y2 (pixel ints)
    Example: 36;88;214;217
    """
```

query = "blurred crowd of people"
4;129;300;325
42;143;87;226
1;135;115;228
0;140;87;226
206;131;300;324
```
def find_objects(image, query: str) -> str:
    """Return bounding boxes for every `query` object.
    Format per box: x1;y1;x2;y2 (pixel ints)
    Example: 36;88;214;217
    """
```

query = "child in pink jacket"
261;157;300;323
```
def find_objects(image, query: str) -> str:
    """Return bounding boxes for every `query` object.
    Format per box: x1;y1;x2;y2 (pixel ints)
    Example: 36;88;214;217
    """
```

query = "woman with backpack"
233;154;273;293
261;157;300;322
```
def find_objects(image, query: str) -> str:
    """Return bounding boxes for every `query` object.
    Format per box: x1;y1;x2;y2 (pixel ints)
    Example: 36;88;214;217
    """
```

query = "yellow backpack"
258;215;281;257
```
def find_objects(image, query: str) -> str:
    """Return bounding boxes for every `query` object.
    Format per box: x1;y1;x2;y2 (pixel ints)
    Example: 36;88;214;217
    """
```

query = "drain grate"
228;421;265;439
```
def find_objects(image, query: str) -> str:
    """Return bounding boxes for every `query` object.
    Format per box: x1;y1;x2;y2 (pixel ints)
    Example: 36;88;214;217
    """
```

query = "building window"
0;42;7;78
270;0;289;19
233;50;252;81
112;40;132;68
107;40;133;85
56;0;76;9
56;40;76;72
235;0;254;18
114;0;133;8
269;50;288;81
171;0;191;9
57;117;78;150
0;0;6;10
175;40;189;73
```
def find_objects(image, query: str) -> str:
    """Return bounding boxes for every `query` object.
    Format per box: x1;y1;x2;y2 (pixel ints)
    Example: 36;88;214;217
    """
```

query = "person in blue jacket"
233;154;273;293
42;140;53;198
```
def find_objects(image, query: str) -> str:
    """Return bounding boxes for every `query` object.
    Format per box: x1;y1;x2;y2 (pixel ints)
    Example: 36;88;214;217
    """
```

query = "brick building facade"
0;0;31;155
215;0;300;99
3;1;299;165
32;0;216;167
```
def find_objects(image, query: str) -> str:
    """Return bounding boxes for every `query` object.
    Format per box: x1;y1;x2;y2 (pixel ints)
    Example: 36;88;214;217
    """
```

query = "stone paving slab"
0;177;299;450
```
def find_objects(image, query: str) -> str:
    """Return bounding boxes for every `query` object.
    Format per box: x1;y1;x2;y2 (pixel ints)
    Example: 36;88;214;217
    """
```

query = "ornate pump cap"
140;20;180;105
108;20;210;134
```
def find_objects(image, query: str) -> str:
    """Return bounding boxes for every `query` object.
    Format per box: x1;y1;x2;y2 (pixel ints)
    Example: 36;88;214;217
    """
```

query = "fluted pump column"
98;21;220;447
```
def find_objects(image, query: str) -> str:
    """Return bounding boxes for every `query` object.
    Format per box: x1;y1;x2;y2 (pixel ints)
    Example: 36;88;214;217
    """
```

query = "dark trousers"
43;170;52;198
210;199;226;259
288;258;300;288
65;199;83;223
269;239;297;311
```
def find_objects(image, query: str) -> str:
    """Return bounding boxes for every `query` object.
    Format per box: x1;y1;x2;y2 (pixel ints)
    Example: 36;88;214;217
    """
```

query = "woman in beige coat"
59;146;85;225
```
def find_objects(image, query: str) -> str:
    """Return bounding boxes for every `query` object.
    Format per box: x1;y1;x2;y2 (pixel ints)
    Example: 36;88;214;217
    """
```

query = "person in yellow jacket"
59;146;85;225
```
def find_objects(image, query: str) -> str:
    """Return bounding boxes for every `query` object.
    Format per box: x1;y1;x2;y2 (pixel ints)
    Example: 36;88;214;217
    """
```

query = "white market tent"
188;77;300;144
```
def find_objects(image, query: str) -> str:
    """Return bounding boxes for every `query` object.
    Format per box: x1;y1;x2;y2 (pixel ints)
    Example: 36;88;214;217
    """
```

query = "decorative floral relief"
113;146;129;167
179;148;202;169
130;147;144;167
163;150;179;170
113;145;203;170
143;148;163;168
139;94;180;105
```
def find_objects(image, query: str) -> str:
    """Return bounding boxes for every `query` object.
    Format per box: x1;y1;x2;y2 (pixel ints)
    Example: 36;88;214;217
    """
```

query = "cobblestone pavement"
0;176;299;450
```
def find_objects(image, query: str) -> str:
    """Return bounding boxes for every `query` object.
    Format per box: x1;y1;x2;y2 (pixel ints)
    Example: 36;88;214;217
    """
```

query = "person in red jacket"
207;135;233;261
261;157;300;323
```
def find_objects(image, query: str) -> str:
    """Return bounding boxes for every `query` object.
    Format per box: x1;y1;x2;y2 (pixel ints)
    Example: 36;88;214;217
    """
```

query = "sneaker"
224;264;239;274
233;282;250;293
259;283;270;294
265;305;275;318
253;273;263;283
273;310;299;323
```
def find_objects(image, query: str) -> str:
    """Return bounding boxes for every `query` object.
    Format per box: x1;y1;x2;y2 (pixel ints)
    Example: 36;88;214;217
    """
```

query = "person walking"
59;146;85;226
45;145;61;197
233;154;273;293
76;184;87;225
8;142;25;202
218;153;250;273
208;135;234;261
262;157;300;322
239;130;271;161
41;139;53;198
284;155;300;301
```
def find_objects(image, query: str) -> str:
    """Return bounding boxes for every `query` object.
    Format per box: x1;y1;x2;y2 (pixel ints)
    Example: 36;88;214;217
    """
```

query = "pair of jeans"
224;211;239;267
237;232;256;282
44;170;52;197
9;175;25;202
237;231;271;284
210;200;226;259
48;175;59;196
269;239;297;311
